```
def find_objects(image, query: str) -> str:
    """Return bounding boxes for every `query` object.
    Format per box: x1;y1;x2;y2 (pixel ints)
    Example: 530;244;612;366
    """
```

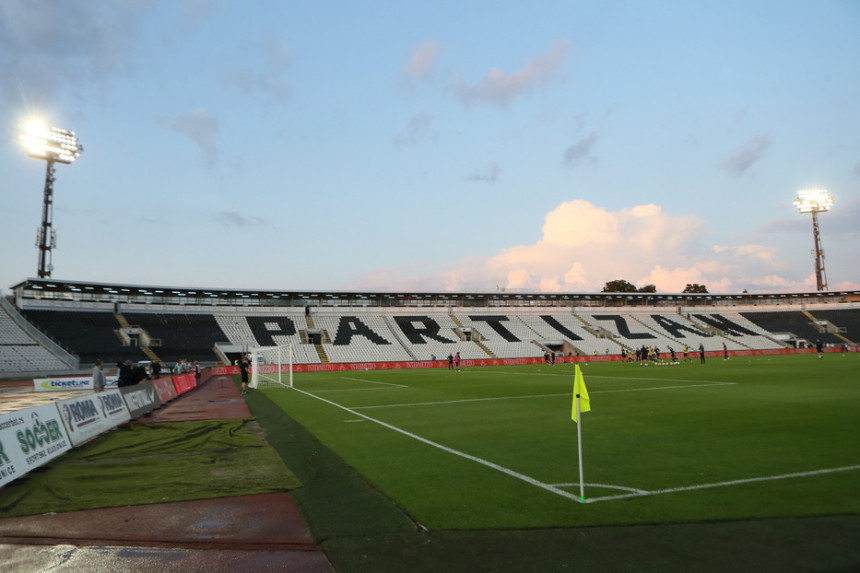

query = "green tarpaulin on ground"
0;419;301;517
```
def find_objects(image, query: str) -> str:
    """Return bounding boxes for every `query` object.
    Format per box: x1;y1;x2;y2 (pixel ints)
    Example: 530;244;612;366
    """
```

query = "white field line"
552;483;649;494
352;381;734;410
481;369;734;386
291;387;584;503
305;377;408;393
581;464;860;504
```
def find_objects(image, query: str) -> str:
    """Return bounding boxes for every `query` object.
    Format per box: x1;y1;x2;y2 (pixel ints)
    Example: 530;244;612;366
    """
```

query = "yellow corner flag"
571;364;591;422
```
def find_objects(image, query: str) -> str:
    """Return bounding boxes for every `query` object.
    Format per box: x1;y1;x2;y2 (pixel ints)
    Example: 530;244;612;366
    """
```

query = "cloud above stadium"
352;199;859;294
225;32;292;103
155;108;220;167
720;135;772;177
402;41;439;93
452;40;569;108
0;0;152;112
393;110;437;148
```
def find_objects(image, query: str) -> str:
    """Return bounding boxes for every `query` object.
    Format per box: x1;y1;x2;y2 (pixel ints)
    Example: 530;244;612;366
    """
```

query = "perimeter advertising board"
56;390;131;447
120;382;162;418
151;376;178;403
172;373;197;395
33;375;118;392
0;404;71;487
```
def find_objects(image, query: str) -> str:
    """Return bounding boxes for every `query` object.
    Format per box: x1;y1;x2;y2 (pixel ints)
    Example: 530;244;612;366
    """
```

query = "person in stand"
240;357;249;395
92;359;106;392
699;342;706;364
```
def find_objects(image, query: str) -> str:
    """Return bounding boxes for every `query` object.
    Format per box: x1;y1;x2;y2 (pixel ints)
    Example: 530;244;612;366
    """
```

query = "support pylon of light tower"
811;210;827;292
38;159;57;278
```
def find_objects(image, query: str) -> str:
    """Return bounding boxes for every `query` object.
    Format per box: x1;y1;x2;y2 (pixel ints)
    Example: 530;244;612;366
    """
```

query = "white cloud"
393;110;436;148
563;132;598;167
225;32;292;103
402;41;438;92
466;160;500;183
217;210;264;227
352;198;842;294
0;0;153;111
155;108;220;166
720;135;772;177
452;40;569;108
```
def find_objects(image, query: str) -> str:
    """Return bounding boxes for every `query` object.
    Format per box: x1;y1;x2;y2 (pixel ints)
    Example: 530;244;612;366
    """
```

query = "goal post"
249;344;293;389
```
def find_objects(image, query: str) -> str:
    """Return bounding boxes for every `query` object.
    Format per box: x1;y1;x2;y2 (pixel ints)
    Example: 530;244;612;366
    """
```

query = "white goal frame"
249;344;293;389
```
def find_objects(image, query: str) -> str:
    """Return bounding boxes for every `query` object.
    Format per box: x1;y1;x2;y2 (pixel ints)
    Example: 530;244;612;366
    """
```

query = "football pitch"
261;353;860;530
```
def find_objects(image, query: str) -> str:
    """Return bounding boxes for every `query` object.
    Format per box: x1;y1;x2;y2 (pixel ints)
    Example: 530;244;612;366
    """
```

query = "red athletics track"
0;374;334;572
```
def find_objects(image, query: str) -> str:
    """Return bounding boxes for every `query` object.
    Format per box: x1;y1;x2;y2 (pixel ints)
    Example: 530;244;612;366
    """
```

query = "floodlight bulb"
25;119;47;135
794;188;833;214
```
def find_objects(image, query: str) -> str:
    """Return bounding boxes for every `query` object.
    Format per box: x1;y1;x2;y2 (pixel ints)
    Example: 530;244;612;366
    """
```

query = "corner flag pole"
571;364;590;503
576;394;585;503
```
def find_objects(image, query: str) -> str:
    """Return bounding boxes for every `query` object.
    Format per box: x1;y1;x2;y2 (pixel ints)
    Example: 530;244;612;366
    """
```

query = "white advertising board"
0;404;72;487
56;390;131;447
33;375;119;392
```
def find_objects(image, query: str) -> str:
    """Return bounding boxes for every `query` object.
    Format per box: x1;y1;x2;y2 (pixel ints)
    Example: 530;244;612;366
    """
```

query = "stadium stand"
0;301;72;372
2;279;858;375
20;309;138;366
740;310;845;347
121;311;227;364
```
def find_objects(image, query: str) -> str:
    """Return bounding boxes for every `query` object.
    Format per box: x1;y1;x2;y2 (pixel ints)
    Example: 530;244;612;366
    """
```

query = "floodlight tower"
793;188;833;292
19;120;84;278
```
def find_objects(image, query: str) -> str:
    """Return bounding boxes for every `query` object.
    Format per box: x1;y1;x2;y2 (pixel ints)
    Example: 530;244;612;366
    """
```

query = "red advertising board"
223;346;856;377
152;377;179;403
172;373;197;395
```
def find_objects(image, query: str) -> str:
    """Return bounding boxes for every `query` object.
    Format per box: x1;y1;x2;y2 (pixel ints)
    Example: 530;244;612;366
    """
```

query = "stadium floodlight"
20;120;83;164
793;188;833;292
18;119;84;279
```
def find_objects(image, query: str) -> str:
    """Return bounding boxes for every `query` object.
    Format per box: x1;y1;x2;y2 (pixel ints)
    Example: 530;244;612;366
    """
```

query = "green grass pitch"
261;353;860;530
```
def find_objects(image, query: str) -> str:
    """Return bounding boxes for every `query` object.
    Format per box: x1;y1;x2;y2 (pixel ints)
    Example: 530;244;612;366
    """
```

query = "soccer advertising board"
0;404;72;487
56;390;131;447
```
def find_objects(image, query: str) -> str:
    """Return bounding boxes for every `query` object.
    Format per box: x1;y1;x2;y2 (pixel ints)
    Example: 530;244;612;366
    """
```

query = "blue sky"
1;0;858;294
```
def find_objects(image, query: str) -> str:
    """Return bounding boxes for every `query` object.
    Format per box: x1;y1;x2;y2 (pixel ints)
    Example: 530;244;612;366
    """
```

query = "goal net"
249;344;293;389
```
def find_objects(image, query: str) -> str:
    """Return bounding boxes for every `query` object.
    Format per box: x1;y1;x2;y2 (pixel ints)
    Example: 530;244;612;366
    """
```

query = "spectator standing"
816;338;824;359
699;343;706;364
92;359;106;392
240;358;249;395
